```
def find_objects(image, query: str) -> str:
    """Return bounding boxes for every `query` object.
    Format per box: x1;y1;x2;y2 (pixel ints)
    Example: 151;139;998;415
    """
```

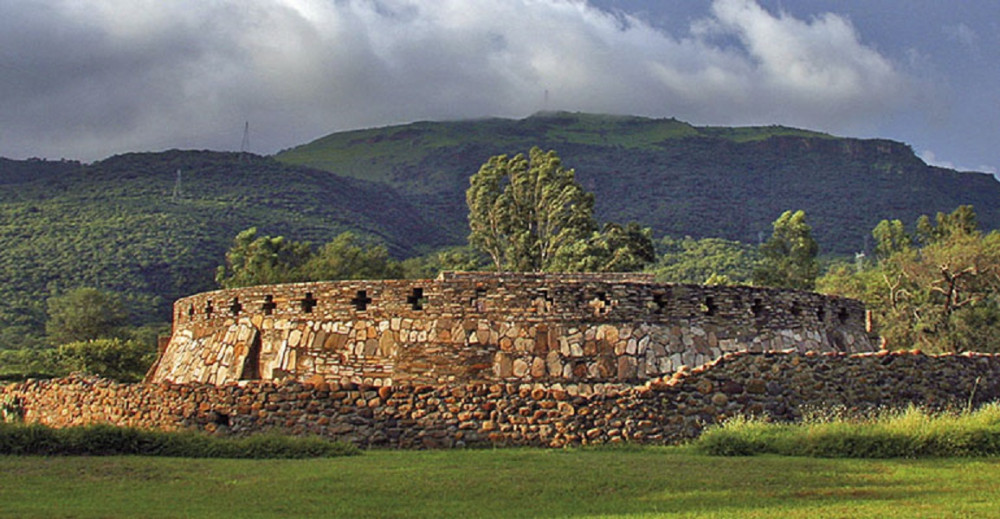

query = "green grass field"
2;447;999;518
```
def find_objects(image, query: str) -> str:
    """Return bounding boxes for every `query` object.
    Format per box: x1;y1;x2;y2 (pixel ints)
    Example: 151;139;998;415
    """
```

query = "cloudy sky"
0;0;997;175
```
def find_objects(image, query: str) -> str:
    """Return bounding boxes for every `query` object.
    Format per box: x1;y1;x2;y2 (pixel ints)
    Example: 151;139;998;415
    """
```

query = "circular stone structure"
148;272;876;386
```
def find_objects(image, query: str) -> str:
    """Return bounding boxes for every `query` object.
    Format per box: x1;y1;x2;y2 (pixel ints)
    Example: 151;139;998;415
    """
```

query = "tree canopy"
399;246;489;279
648;236;760;285
215;228;403;288
299;232;403;281
547;222;656;273
45;288;128;346
57;338;155;382
215;227;313;288
467;147;596;271
752;210;819;290
466;147;653;273
818;206;1000;353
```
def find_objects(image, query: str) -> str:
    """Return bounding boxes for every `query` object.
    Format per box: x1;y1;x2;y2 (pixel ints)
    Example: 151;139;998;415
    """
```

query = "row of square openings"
544;292;850;324
184;289;849;324
187;288;428;319
697;296;850;324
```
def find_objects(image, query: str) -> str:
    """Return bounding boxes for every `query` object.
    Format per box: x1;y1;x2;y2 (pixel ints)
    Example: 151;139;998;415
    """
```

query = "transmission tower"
240;121;250;159
171;169;183;202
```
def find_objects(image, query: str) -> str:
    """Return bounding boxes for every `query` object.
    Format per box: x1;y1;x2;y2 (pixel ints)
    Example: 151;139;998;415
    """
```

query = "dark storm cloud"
0;0;915;162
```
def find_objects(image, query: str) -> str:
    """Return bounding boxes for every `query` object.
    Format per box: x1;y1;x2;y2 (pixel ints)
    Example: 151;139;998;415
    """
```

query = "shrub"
693;415;780;456
57;338;156;382
1;394;24;423
694;404;1000;458
0;423;359;458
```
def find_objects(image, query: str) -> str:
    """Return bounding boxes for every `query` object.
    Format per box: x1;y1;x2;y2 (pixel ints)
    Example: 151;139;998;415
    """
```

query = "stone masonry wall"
149;273;874;387
7;351;997;448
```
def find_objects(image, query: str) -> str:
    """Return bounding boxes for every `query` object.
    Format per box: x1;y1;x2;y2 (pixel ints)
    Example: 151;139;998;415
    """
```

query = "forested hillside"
279;112;1000;254
3;112;1000;353
0;151;450;349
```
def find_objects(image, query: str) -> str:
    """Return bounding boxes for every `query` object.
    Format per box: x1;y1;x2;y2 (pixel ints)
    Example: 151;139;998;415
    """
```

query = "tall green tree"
872;219;911;259
752;210;819;290
45;288;128;345
916;204;978;245
467;147;596;271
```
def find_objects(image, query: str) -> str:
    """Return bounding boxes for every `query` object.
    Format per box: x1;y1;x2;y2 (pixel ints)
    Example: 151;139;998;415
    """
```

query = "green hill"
278;111;1000;254
0;151;451;348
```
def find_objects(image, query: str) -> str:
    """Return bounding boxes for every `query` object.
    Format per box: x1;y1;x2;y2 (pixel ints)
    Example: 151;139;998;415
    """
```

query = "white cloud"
0;0;915;161
944;22;979;51
919;150;955;169
921;150;998;178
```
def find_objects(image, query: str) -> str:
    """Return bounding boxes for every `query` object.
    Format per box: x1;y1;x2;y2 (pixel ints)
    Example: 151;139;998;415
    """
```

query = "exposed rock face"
148;273;874;386
6;350;998;448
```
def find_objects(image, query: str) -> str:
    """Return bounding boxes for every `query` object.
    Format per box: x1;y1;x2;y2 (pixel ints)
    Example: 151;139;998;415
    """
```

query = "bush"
0;424;61;455
694;404;1000;458
0;423;359;458
1;394;24;423
57;338;156;382
692;415;782;456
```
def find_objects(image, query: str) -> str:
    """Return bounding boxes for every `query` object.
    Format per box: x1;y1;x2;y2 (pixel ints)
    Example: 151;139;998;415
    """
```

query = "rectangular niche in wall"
407;287;426;311
352;290;372;311
229;297;243;316
532;289;554;314
701;297;717;316
652;292;669;314
261;295;276;315
589;292;611;316
471;287;487;312
301;292;318;313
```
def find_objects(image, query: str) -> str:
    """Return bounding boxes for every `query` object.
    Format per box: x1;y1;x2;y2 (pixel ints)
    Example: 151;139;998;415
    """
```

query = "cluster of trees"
648;236;760;285
644;210;819;289
215;229;404;288
818;206;1000;353
213;149;826;291
0;288;162;382
216;148;659;289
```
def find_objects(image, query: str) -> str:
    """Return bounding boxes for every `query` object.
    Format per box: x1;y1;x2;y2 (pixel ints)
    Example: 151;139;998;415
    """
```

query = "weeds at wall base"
1;394;24;423
695;404;1000;458
0;423;359;458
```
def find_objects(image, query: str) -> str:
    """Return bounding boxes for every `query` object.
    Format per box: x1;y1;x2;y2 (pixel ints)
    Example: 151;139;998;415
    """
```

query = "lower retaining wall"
5;350;999;448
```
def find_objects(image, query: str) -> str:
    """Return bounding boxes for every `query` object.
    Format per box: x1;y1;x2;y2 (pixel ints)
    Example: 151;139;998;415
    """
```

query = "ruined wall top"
171;272;867;334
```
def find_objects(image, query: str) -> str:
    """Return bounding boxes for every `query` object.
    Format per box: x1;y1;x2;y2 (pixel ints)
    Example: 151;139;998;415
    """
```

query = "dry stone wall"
149;273;875;387
6;351;999;448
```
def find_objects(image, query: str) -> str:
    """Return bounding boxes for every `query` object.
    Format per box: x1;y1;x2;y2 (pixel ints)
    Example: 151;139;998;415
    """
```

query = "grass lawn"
1;447;998;518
